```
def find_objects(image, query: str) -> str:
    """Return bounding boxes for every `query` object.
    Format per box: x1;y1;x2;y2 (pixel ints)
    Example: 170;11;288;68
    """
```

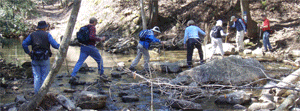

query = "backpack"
76;26;90;45
139;30;148;41
268;29;275;34
240;18;247;29
211;26;222;38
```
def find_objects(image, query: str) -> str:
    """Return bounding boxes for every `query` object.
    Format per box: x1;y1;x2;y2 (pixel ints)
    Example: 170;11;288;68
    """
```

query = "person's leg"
31;60;42;94
235;31;240;51
71;46;89;77
265;32;272;50
187;39;194;66
194;39;203;61
211;37;218;55
263;31;268;51
240;30;245;51
89;46;104;75
217;38;224;56
142;47;150;71
130;44;143;68
40;59;50;87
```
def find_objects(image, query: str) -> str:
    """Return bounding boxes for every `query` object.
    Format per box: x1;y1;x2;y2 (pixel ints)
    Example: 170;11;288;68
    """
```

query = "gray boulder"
76;91;107;109
172;56;266;85
215;90;251;105
149;62;182;73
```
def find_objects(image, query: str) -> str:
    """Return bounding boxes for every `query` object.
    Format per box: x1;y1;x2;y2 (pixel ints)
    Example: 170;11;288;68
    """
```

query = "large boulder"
171;55;266;85
149;62;182;73
76;91;107;109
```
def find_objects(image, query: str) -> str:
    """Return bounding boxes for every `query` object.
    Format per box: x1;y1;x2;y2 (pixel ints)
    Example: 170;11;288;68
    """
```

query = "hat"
151;26;161;33
187;20;195;26
230;16;236;21
36;21;48;29
216;20;223;26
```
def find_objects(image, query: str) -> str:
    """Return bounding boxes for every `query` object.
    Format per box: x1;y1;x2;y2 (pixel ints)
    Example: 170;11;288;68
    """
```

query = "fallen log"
275;68;300;96
275;93;298;111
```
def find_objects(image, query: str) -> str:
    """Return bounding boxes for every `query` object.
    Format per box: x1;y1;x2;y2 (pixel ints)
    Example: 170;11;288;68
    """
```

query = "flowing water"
0;39;297;110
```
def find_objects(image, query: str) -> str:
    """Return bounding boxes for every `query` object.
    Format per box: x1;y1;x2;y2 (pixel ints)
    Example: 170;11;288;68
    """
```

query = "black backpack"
211;26;222;38
76;26;90;45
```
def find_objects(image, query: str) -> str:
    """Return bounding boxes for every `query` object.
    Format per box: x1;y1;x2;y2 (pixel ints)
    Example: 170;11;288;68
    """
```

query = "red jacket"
87;24;102;46
262;19;270;31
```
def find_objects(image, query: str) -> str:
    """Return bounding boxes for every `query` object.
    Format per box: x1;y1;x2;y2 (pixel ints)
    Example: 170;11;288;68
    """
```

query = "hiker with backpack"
69;17;107;84
184;20;206;68
210;20;229;58
228;16;247;52
258;14;272;52
129;26;164;73
22;21;60;94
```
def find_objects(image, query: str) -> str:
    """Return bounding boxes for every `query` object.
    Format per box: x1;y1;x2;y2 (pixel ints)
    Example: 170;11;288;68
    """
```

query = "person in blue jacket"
184;20;206;67
22;21;60;94
129;26;164;73
228;16;247;52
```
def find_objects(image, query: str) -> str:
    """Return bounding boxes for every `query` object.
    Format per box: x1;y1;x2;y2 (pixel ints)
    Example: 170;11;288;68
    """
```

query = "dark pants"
187;38;203;66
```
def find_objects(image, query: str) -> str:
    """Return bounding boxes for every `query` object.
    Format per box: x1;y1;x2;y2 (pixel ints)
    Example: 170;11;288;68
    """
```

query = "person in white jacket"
210;20;229;58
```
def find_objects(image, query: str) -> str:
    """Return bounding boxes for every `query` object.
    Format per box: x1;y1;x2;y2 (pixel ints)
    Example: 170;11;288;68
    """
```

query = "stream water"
0;39;297;110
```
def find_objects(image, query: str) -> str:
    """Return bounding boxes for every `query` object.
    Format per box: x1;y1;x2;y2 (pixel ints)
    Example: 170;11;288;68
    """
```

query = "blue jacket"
230;18;247;32
22;31;60;54
184;25;206;44
139;30;160;49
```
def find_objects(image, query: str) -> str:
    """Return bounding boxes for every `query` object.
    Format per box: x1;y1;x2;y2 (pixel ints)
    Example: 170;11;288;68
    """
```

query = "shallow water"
0;39;297;110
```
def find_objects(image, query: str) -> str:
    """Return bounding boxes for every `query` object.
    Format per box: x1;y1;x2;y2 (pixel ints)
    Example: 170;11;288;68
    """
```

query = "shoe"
99;74;110;82
69;77;85;85
129;66;136;71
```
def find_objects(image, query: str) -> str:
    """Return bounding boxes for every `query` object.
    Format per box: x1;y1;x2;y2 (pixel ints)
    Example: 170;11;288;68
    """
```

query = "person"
22;21;60;94
258;14;272;52
69;17;107;84
210;20;229;58
129;26;163;73
228;16;247;52
184;20;206;67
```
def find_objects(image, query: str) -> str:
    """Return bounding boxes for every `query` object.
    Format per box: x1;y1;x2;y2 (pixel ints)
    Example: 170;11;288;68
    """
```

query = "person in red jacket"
258;14;272;52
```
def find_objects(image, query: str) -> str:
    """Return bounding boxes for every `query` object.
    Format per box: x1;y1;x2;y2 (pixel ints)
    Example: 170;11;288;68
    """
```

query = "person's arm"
197;27;206;36
230;22;236;28
22;35;32;54
184;28;188;45
48;33;60;49
88;25;102;42
239;19;247;32
148;31;160;43
220;30;229;36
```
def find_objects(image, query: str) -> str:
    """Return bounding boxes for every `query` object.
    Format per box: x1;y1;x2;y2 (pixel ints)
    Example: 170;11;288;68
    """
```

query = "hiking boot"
129;66;136;71
69;77;85;85
99;74;110;82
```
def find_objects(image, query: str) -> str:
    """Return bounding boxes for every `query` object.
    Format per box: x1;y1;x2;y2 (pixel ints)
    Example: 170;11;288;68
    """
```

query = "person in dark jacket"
184;20;206;67
228;16;247;52
70;17;107;84
22;21;60;94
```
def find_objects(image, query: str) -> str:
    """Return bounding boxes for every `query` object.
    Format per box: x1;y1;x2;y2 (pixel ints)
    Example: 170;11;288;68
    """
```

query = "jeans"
263;31;272;51
32;59;50;94
187;38;203;66
236;30;245;51
130;43;150;70
71;45;104;77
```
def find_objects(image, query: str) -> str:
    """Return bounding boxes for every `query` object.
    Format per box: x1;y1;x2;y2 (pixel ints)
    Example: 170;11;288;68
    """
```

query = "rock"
172;56;266;85
111;72;122;78
252;47;263;57
244;39;250;45
48;105;64;111
122;95;139;102
56;94;76;111
215;90;251;105
1;102;16;111
248;102;276;111
243;49;252;55
117;62;125;71
15;95;27;104
25;68;33;78
21;61;31;69
8;107;17;111
12;86;19;90
63;89;77;93
79;63;90;72
118;91;129;97
233;104;246;109
167;98;202;110
76;91;107;109
292;108;300;111
291;50;300;57
149;62;182;73
259;94;274;102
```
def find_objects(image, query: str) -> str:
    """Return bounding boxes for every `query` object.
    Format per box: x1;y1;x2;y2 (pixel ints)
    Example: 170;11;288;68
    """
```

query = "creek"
0;39;297;110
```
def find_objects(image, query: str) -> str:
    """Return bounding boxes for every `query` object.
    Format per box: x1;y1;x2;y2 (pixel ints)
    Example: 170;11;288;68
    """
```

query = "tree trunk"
275;68;300;96
140;0;147;30
240;0;258;39
149;0;158;28
275;93;298;111
18;0;81;110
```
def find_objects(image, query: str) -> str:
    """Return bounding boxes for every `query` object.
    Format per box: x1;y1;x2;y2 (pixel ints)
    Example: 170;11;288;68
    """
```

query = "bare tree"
18;0;82;110
140;0;147;30
240;0;258;39
148;0;158;28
